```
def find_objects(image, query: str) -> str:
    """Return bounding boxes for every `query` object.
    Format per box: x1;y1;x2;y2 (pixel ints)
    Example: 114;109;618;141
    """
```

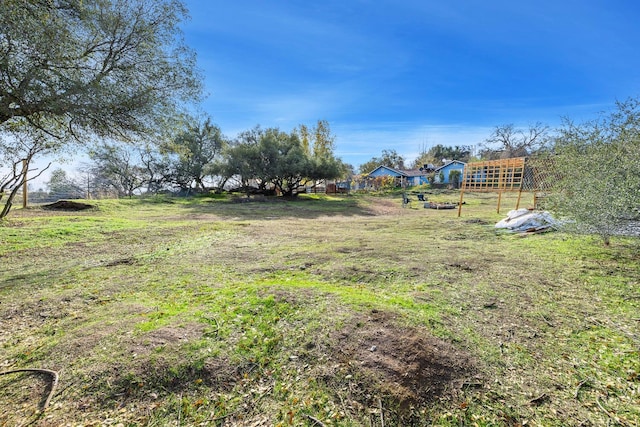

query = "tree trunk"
0;183;22;219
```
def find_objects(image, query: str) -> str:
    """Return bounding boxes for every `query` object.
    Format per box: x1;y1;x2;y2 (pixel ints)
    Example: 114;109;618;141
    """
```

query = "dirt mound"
42;200;95;211
329;310;476;412
367;198;399;215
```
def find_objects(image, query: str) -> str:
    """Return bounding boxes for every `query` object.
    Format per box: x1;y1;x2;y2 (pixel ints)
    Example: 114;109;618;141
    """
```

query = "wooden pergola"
457;157;554;216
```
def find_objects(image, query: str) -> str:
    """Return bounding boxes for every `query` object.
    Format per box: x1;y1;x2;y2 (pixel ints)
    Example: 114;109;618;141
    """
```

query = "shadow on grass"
137;193;392;220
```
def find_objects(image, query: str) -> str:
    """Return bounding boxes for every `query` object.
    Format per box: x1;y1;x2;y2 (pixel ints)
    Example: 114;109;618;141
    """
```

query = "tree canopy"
546;98;640;245
0;126;53;217
0;0;201;137
163;117;228;191
0;0;202;218
411;144;472;169
46;168;84;199
223;125;344;197
88;143;146;197
481;123;550;159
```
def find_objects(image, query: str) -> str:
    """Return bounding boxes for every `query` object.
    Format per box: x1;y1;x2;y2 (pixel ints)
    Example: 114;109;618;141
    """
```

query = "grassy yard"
0;192;638;426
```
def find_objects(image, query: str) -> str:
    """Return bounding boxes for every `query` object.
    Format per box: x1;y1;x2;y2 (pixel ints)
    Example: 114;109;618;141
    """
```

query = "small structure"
324;181;350;194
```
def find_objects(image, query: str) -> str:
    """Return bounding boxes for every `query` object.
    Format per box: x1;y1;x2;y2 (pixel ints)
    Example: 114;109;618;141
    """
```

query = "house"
366;165;429;187
434;160;466;185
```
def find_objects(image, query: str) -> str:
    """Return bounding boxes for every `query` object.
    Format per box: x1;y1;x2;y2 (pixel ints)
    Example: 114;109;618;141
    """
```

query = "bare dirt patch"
62;323;240;419
325;309;477;417
365;198;401;216
126;323;206;357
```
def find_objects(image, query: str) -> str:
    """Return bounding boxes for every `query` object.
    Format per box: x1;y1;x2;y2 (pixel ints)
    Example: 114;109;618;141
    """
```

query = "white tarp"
495;209;558;232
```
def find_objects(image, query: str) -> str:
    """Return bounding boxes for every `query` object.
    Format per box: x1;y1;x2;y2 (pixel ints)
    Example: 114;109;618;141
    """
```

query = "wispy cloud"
333;122;493;167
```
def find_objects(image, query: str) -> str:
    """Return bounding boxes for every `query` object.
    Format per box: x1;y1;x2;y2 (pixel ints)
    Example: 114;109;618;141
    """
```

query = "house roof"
404;169;425;177
367;165;426;177
367;165;405;176
434;160;466;172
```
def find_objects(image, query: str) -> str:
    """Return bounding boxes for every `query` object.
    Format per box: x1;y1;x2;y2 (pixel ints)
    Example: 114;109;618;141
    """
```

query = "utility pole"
22;160;28;208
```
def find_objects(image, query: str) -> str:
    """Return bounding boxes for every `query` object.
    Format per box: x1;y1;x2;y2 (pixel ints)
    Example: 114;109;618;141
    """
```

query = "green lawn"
1;192;638;426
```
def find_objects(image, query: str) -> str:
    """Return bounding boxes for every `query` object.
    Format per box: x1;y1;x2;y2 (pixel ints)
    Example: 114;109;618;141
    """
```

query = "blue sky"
181;0;640;169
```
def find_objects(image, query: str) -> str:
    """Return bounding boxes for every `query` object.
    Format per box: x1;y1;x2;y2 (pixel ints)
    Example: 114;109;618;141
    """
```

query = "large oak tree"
223;125;344;198
0;0;202;217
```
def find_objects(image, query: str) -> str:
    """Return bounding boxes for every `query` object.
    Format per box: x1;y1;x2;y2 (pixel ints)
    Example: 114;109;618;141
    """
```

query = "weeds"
1;193;638;426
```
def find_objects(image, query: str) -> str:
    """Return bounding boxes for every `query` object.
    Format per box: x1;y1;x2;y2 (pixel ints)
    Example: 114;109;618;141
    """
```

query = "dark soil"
42;200;95;211
328;309;477;417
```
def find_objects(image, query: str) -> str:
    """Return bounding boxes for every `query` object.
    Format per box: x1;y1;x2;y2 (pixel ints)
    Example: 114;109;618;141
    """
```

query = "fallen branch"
595;396;610;417
378;397;385;427
573;379;590;399
203;315;220;337
304;414;326;427
461;381;482;389
595;396;632;427
539;314;554;327
529;393;549;406
207;410;239;424
0;368;59;410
